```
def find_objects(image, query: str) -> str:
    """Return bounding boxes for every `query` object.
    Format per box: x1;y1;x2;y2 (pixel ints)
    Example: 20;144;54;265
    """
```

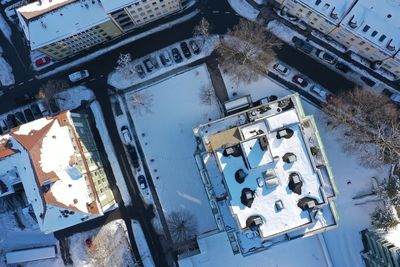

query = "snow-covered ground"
90;100;132;206
131;220;155;267
108;36;219;90
67;219;135;267
125;64;220;235
36;9;199;77
227;0;260;21
0;46;14;86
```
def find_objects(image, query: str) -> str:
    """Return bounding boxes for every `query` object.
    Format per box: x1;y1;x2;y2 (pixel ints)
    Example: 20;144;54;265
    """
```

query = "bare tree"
324;89;400;168
217;19;282;85
129;92;154;116
199;83;217;106
115;53;134;79
36;79;69;104
193;17;211;38
167;209;197;247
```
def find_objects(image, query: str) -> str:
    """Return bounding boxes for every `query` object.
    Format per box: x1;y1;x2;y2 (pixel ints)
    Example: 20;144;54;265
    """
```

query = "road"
0;0;361;265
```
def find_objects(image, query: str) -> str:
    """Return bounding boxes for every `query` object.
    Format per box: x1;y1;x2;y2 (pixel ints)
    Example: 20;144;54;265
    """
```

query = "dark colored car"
292;74;308;87
7;114;17;128
143;58;154;72
31;103;43;119
292;36;314;54
15;112;26;125
128;145;140;168
335;62;351;73
24;108;35;122
135;64;145;78
138;175;148;190
180;42;191;59
171;48;183;63
48;99;60;114
150;57;159;69
14;92;35;106
189;40;200;54
361;76;376;87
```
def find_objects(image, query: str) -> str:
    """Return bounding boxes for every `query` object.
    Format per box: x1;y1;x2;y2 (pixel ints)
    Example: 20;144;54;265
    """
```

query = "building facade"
361;229;400;267
17;0;186;60
275;0;400;79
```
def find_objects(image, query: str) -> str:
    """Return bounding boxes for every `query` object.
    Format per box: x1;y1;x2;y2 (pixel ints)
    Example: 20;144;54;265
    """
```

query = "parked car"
121;126;132;145
14;92;35;106
292;74;308;87
180;42;191;59
37;102;49;116
0;119;8;132
292;36;314;54
316;50;337;64
143;58;154;72
138;175;148;190
135;64;146;78
23;108;35;122
149;56;159;69
48;99;60;114
335;62;350;73
68;70;89;82
189;40;200;54
159;51;173;67
127;145;140;168
171;48;183;63
310;85;328;99
383;88;400;105
15;112;26;125
360;76;376;87
31;103;43;119
35;56;51;67
273;63;290;76
6;114;17;129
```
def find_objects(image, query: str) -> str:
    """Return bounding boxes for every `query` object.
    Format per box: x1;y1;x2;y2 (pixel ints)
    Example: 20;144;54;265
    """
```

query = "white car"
121;126;132;145
68;70;89;82
310;85;328;99
273;63;290;76
316;50;337;64
390;93;400;105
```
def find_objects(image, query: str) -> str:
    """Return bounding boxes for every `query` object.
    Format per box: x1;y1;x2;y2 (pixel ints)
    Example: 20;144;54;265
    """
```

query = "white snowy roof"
300;0;356;23
0;111;102;233
341;0;400;54
16;0;110;49
100;0;140;13
198;95;335;239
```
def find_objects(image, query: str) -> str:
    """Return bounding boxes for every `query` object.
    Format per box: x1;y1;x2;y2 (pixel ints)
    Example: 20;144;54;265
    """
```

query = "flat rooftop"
196;94;336;240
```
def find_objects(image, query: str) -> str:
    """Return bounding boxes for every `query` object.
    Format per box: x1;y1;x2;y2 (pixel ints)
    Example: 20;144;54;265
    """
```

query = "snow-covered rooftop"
341;0;400;54
300;0;356;23
100;0;140;13
196;94;336;240
16;0;109;49
0;111;102;233
17;0;76;20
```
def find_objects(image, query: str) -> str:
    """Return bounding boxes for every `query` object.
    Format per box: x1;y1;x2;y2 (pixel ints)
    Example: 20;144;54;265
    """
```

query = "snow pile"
90;101;132;206
68;219;135;267
227;0;260;21
0;13;11;42
56;85;95;111
108;36;219;90
126;64;220;235
131;220;155;267
0;47;14;86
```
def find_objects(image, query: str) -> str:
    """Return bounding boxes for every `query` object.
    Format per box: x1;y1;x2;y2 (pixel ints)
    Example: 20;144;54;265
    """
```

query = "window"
362;25;370;32
315;0;321;5
365;47;370;51
379;35;386;42
98;180;101;185
371;31;378;37
313;18;318;21
359;41;365;45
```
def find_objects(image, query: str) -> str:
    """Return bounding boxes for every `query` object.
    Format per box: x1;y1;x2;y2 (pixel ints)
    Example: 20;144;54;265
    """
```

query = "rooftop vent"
297;197;317;211
246;215;263;230
241;188;255;208
330;8;338;20
283;152;297;163
276;128;294;139
223;144;242;157
259;135;269;151
348;15;357;28
275;200;284;211
235;169;247;184
288;173;303;195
